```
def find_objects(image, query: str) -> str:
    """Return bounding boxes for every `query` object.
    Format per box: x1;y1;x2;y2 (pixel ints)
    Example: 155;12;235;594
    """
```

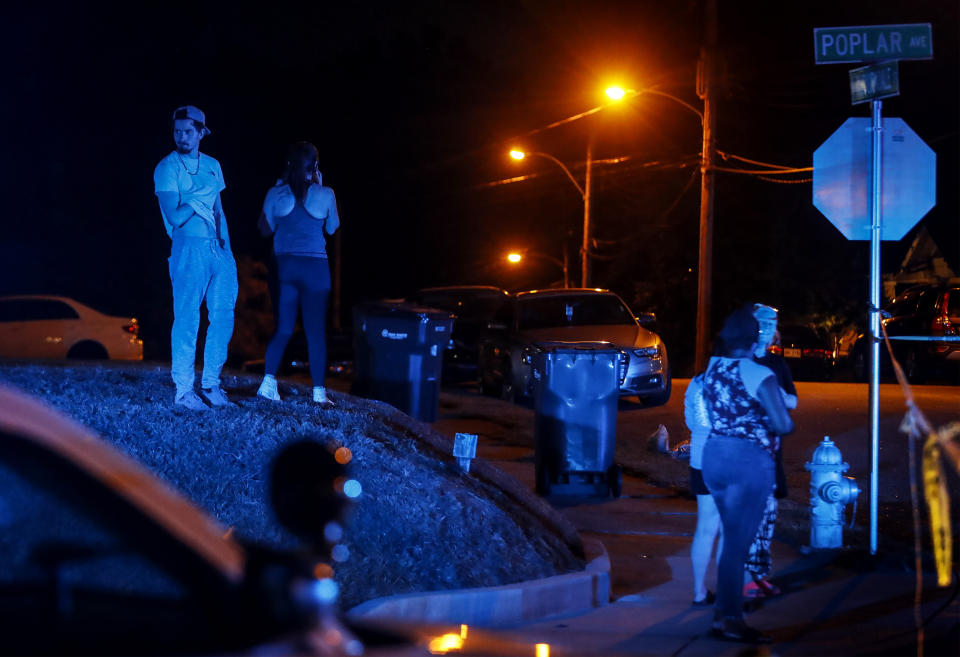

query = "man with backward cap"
154;105;238;410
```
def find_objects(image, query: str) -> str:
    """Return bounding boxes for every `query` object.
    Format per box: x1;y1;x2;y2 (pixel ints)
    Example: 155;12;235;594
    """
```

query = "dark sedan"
851;285;960;383
772;324;836;381
414;285;511;383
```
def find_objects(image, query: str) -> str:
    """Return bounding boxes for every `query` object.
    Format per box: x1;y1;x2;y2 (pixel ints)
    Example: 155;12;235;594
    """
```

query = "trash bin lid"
353;300;454;322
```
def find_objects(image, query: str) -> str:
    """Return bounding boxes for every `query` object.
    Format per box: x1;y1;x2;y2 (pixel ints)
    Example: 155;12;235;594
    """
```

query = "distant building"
883;226;959;301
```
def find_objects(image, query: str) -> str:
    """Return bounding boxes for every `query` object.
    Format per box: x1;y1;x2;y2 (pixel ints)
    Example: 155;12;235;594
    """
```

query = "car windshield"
419;292;505;321
518;295;635;330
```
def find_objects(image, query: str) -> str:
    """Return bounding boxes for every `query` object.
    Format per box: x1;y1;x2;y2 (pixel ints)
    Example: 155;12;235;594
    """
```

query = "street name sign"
813;117;936;240
849;61;899;105
814;24;933;64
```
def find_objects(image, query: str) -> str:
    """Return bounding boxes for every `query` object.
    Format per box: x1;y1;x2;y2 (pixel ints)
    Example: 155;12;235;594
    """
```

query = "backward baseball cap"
753;303;779;355
172;105;211;136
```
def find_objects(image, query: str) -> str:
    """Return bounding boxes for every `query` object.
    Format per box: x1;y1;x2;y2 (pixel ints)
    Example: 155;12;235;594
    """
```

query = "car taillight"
802;348;831;359
769;345;783;356
123;320;139;337
931;313;955;337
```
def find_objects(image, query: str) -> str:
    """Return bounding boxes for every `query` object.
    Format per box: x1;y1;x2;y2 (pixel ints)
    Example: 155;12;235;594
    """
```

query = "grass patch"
0;363;585;610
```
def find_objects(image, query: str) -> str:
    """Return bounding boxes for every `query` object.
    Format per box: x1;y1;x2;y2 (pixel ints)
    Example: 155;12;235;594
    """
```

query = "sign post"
813;24;935;555
867;99;883;558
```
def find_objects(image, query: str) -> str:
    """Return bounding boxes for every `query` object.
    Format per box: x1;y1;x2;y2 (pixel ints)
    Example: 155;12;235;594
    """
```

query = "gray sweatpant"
168;236;238;394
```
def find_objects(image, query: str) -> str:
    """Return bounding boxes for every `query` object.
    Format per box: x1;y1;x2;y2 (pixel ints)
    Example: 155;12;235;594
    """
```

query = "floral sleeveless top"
702;358;776;457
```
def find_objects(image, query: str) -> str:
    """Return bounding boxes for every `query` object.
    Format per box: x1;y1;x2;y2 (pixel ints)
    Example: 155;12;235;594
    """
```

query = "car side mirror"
636;312;657;326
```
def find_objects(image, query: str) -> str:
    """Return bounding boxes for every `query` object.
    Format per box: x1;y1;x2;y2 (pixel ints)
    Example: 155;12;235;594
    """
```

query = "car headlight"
633;346;660;358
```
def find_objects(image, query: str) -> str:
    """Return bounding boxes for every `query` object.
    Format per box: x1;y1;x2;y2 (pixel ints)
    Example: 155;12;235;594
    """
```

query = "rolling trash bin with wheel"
532;342;623;498
351;301;454;422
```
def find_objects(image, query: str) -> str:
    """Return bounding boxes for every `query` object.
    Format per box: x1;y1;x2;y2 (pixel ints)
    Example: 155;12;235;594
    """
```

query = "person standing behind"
154;106;238;410
685;368;721;607
701;304;793;644
256;142;340;405
744;306;797;597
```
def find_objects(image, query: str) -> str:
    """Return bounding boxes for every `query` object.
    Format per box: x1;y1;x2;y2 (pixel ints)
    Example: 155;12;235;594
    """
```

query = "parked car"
851;284;960;383
478;288;671;406
0;295;142;361
771;324;836;381
413;285;511;383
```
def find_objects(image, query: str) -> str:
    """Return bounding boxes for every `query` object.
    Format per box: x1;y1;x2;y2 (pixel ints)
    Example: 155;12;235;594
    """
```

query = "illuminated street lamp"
605;83;714;372
508;148;590;287
505;249;570;289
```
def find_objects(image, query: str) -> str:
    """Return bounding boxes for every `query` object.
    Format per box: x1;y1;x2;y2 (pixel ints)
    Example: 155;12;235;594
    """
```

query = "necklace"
177;152;200;175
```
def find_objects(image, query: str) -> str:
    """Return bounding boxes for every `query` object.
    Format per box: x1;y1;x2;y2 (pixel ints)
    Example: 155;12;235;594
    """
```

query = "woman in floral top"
701;305;794;644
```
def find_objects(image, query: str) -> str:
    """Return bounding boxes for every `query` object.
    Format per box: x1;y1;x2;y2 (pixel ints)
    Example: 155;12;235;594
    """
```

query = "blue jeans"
265;255;330;386
702;435;775;621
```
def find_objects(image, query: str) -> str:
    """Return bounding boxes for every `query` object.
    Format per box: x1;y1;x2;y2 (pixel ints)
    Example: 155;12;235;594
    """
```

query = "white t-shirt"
683;373;711;469
154;151;226;239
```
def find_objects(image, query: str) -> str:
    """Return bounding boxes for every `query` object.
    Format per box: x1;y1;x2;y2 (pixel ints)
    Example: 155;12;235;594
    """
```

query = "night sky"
3;1;957;370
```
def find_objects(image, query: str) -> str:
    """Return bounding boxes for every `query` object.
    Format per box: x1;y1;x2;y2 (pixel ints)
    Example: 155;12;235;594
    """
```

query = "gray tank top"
273;200;327;257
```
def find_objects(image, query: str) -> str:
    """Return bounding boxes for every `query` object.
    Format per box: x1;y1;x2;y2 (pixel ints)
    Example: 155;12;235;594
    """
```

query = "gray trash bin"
351;301;454;422
532;342;623;497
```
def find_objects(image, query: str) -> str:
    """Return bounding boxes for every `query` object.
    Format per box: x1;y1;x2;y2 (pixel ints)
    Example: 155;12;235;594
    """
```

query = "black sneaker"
710;619;772;644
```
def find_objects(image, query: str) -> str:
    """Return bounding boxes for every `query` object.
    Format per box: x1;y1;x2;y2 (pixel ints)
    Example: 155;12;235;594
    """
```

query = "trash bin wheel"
535;459;552;497
607;464;622;498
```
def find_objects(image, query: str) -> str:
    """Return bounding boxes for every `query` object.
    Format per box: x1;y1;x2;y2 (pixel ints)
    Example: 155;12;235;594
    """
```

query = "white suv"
0;295;143;361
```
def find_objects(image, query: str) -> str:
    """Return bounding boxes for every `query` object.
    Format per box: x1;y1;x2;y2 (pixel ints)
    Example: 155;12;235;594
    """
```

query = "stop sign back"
813;117;936;240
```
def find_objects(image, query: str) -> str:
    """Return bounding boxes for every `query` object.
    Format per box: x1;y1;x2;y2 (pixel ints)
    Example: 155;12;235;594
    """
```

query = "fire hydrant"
804;436;860;549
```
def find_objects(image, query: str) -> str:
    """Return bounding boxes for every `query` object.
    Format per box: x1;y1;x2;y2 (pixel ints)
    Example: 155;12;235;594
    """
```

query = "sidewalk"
495;472;960;656
352;433;959;656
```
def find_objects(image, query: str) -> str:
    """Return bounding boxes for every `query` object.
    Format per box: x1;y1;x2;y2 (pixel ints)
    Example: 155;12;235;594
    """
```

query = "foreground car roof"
0;383;244;582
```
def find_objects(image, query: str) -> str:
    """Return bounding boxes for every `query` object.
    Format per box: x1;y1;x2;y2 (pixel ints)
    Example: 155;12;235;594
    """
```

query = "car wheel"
640;369;672;407
67;341;108;360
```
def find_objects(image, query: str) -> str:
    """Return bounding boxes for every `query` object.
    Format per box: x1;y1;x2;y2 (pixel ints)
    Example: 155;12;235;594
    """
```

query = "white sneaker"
201;386;236;408
258;376;281;401
313;386;334;405
175;390;210;411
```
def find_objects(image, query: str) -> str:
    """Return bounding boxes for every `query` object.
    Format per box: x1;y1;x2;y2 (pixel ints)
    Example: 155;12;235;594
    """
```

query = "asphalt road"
429;377;960;554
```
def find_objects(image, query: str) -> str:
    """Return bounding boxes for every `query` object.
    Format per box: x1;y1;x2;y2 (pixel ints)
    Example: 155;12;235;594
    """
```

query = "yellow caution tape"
922;433;953;587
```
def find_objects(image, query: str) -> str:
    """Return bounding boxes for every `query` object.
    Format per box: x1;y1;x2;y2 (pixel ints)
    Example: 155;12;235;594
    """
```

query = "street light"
506;249;569;288
508;148;590;287
605;83;714;373
604;85;704;123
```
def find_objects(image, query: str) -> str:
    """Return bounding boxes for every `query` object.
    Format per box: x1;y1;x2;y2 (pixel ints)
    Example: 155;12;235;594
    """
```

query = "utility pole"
581;138;593;288
694;0;718;373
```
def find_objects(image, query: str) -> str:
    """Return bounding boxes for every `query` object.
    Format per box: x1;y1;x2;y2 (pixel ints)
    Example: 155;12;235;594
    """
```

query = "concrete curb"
346;538;610;627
